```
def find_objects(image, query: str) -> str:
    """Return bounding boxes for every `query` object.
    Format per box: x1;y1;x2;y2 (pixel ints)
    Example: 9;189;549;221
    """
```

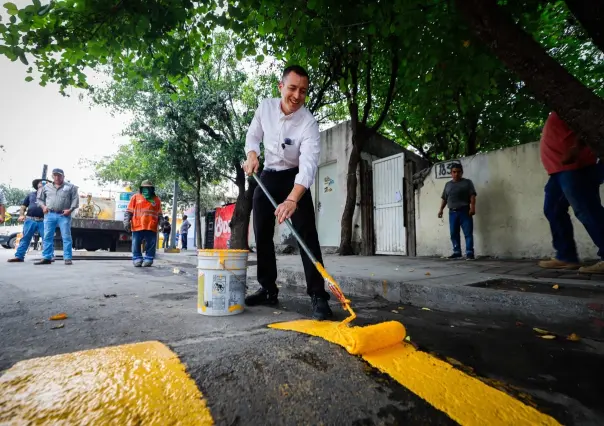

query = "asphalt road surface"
1;249;603;425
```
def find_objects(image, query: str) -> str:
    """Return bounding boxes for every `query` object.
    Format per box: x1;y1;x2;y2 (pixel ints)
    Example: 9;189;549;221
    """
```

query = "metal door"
373;153;406;255
316;162;340;247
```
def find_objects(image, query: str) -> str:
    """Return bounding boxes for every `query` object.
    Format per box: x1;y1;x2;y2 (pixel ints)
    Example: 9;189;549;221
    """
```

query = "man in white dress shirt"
243;65;332;320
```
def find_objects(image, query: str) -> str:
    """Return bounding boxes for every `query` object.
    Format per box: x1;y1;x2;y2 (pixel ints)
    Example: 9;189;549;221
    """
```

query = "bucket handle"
219;258;247;288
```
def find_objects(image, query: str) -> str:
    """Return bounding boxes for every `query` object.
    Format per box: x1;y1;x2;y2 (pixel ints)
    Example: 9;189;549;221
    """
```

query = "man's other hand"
469;207;476;216
438;210;443;219
18;215;26;223
243;152;260;176
275;200;297;224
42;206;49;214
62;209;71;216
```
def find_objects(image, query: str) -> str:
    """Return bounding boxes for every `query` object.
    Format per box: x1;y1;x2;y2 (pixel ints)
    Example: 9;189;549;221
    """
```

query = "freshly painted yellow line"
0;341;213;425
270;320;561;426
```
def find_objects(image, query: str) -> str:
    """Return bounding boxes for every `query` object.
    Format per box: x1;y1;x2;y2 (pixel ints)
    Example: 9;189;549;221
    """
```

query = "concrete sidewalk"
142;251;604;327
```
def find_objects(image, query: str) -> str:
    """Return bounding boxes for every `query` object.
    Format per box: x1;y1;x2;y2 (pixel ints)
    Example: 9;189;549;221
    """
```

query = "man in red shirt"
539;111;604;274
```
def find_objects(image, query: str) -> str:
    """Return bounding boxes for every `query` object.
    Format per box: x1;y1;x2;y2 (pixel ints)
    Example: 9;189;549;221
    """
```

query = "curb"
271;269;604;325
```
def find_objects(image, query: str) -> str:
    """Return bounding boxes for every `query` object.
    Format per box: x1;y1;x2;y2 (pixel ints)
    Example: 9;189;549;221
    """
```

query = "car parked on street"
0;225;22;249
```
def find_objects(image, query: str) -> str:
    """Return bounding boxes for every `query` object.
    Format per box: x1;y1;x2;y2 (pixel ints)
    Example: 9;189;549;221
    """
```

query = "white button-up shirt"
245;98;320;189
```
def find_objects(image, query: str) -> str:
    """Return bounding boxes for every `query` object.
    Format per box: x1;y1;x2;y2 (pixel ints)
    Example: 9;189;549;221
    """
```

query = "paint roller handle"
252;173;319;265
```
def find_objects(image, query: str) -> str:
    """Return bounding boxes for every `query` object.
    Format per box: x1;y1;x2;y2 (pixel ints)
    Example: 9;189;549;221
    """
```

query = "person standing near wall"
35;169;79;265
438;163;477;260
180;215;191;250
538;111;604;274
161;216;171;249
243;65;332;320
7;179;45;262
124;180;162;267
0;187;5;224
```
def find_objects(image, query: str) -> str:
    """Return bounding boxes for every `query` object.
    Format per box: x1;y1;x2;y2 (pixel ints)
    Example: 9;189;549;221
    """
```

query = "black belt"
27;216;44;221
449;206;470;212
262;167;299;174
48;209;66;213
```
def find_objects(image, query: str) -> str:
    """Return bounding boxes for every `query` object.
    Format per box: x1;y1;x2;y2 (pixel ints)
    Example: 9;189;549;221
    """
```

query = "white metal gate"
373;153;406;255
316;162;340;247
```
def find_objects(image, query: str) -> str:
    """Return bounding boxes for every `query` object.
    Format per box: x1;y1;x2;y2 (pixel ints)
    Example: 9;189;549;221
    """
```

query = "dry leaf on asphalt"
398;306;405;310
552;284;560;290
533;327;549;334
51;323;65;330
404;335;411;342
49;313;68;321
567;333;581;342
422;307;431;311
425;272;431;276
273;311;282;315
391;310;399;314
540;335;556;340
409;269;415;272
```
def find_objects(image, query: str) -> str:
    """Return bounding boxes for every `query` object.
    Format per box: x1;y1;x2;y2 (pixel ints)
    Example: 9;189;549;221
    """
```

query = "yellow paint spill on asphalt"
0;341;213;425
270;320;560;426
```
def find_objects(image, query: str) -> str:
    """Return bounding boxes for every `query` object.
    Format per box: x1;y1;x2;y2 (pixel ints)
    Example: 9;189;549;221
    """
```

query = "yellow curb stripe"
0;341;213;425
270;320;560;426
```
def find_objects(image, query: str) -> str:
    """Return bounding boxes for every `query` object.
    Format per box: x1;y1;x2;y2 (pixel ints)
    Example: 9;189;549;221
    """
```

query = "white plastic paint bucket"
197;249;249;316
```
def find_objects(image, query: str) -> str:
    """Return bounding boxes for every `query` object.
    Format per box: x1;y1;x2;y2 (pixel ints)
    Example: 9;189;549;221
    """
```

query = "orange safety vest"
127;194;162;232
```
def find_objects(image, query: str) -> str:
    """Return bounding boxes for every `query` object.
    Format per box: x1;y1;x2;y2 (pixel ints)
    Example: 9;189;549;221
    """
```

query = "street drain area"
469;279;604;298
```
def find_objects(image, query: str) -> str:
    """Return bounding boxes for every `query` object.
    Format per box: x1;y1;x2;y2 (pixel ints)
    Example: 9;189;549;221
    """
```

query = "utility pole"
170;180;178;249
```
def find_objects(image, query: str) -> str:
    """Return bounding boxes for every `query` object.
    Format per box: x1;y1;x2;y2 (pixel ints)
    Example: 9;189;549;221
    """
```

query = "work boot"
133;259;143;267
466;254;475;261
7;258;24;263
142;260;153;267
245;288;279;306
447;253;462;259
538;258;580;270
579;261;604;275
34;259;52;265
64;260;73;265
311;295;333;321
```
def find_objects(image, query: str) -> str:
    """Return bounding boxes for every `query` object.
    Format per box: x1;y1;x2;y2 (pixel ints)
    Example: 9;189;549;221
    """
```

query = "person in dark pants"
538;111;604;274
124;180;162;267
243;65;332;320
161;216;171;249
438;163;477;260
180;215;191;250
7;179;45;262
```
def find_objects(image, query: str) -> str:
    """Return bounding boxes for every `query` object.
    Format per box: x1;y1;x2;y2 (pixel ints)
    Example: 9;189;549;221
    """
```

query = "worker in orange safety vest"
123;180;162;267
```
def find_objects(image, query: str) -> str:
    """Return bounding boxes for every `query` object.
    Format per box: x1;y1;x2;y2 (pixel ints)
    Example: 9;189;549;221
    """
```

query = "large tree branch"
455;0;604;156
371;48;399;132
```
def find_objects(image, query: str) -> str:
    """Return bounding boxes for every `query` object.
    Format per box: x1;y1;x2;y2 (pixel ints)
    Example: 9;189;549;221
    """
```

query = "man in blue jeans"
7;179;45;263
34;169;79;265
438;163;477;260
538;112;604;274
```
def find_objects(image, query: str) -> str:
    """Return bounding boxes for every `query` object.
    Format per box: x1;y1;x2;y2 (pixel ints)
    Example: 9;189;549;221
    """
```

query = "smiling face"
279;71;308;115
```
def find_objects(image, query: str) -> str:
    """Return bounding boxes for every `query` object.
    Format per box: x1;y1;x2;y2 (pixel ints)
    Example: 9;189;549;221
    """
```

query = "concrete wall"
415;142;603;259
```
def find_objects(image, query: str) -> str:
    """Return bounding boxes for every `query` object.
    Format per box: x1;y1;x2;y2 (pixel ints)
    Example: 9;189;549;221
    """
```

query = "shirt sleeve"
22;195;30;207
70;186;80;210
37;187;46;207
441;183;448;201
468;180;477;196
295;118;321;189
245;100;264;157
127;195;137;213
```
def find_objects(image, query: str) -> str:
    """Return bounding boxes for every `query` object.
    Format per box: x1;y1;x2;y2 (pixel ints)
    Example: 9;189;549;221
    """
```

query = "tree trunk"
455;0;604;156
339;110;368;256
195;176;202;249
229;165;255;250
564;0;604;53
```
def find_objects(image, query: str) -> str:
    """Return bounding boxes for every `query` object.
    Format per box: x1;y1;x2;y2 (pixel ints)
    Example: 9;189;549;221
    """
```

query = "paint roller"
252;173;357;324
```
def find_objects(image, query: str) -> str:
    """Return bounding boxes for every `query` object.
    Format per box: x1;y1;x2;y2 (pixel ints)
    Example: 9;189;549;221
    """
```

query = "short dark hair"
451;163;463;173
164;216;170;220
182;215;188;220
282;65;309;82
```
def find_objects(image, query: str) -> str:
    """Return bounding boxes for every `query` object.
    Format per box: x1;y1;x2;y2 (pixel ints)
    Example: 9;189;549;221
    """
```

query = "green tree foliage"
0;184;29;206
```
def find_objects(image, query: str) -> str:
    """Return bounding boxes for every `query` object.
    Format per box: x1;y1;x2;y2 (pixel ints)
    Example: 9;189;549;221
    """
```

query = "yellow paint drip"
228;304;243;312
0;341;214;425
313;261;356;323
270;320;560;426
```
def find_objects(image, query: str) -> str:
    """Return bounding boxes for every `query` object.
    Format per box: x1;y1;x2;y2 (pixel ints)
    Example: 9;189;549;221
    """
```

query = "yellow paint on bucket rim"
0;341;214;425
270;320;561;426
228;304;243;312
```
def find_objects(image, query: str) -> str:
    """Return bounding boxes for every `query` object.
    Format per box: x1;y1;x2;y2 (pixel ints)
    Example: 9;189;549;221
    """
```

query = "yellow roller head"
270;320;406;356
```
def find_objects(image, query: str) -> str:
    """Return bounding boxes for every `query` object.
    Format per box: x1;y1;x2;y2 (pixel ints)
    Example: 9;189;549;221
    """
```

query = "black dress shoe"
245;288;279;306
34;259;52;265
311;295;333;320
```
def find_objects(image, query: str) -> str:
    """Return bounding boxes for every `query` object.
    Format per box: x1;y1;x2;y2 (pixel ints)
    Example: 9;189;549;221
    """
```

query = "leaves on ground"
391;310;399;314
552;284;560;290
540;335;556;340
51;323;65;330
425;272;431;276
533;327;549;334
421;307;431;311
49;313;68;321
567;333;580;342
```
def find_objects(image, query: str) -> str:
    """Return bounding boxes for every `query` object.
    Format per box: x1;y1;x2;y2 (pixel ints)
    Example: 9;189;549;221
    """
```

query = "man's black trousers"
253;168;329;299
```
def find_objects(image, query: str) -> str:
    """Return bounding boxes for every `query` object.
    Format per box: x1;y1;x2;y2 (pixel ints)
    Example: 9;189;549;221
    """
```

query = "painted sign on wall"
434;161;461;179
213;203;236;249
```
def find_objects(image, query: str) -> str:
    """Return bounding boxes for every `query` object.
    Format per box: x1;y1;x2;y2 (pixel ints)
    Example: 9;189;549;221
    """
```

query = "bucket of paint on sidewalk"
197;249;248;316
